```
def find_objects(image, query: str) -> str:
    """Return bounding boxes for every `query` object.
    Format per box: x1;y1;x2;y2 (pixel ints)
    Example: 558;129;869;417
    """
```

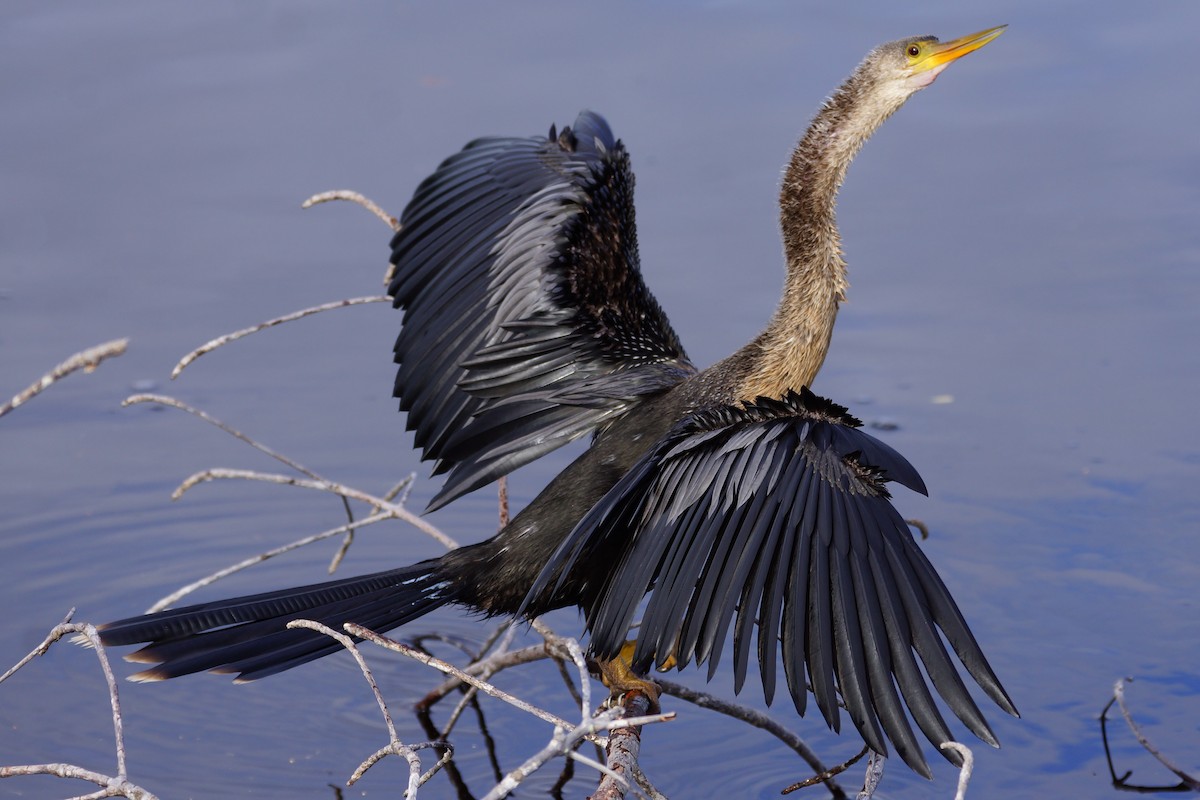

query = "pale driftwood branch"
300;189;401;284
383;473;417;505
498;475;509;528
285;619;450;794
473;629;635;800
146;511;392;613
591;691;650;800
0;338;129;419
940;742;974;800
124;392;368;573
1100;677;1200;792
426;619;520;741
656;678;846;798
302;190;400;232
172;467;457;550
479;707;626;800
347;624;578;732
857;750;886;799
170;297;389;379
554;625;594;720
0;610;78;684
0;762;158;800
123;393;324;481
418;642;554;708
319;618;671;799
330;473;417;573
0;613;159;800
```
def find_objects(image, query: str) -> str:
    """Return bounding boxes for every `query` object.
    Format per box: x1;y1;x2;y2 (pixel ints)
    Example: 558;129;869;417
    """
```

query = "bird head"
898;26;1006;89
847;26;1006;118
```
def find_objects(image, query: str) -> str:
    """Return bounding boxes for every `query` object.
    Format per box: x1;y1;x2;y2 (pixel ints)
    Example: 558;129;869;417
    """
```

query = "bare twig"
286;619;450;794
480;708;625;800
1;338;128;418
856;750;886;800
1;610;78;684
146;512;392;612
417;641;556;709
348;624;578;731
1;612;159;799
592;691;650;800
781;745;866;796
342;620;672;799
302;190;400;232
172;467;457;550
1100;677;1200;792
498;475;509;528
656;678;846;799
940;743;974;800
346;473;418;572
905;518;930;540
124;392;366;570
170;297;388;379
124;393;328;482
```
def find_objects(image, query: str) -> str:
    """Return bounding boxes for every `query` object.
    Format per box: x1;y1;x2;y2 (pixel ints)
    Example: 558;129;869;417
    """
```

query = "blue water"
3;2;1198;797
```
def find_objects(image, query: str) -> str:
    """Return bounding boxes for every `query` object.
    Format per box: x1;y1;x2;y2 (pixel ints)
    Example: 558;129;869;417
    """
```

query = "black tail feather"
98;559;452;681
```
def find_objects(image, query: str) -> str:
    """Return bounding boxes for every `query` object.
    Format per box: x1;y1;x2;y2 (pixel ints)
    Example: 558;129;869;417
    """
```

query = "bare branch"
339;621;674;799
781;746;866;796
591;691;650;800
479;708;623;800
656;678;846;798
172;467;457;549
856;750;885;799
1;614;159;799
285;619;450;794
0;762;158;800
124;393;392;572
498;475;509;529
302;190;400;232
170;297;388;379
418;642;554;709
1;609;77;685
1;338;129;419
147;512;392;612
1100;677;1200;792
123;394;324;481
940;743;974;800
347;624;578;731
334;473;417;574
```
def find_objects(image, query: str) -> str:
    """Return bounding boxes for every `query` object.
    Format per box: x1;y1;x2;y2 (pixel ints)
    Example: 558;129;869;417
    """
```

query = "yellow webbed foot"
594;640;662;713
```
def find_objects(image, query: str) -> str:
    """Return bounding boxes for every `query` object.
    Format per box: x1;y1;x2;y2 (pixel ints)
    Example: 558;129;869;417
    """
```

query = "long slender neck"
736;65;902;402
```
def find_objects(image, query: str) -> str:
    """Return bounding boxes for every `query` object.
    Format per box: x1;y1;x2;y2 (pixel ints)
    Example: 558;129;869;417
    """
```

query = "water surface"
3;2;1198;797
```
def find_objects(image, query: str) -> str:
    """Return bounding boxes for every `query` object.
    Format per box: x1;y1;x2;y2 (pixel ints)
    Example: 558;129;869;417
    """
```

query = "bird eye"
907;44;921;58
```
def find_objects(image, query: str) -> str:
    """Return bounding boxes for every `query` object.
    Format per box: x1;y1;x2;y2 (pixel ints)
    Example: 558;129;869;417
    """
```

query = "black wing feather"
527;387;1016;774
388;111;695;510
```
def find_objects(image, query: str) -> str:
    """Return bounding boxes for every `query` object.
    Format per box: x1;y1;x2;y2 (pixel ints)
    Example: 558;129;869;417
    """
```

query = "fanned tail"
98;559;452;682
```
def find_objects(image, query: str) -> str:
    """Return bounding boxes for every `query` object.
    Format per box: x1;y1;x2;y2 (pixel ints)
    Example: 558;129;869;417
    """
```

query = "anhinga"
100;26;1016;776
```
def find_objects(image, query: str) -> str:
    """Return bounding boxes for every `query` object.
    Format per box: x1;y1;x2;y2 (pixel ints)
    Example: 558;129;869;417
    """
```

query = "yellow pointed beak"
913;25;1006;73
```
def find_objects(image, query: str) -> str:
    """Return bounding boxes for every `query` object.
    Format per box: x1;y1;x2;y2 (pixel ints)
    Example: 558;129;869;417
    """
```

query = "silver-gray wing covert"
388;111;695;510
529;388;1017;777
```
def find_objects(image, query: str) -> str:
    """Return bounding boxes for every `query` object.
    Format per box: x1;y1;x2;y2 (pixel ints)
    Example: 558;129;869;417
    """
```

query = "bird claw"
594;640;662;713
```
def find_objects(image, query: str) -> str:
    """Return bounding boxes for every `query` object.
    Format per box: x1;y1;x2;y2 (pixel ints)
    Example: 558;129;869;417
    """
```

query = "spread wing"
530;388;1017;777
388;111;695;510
